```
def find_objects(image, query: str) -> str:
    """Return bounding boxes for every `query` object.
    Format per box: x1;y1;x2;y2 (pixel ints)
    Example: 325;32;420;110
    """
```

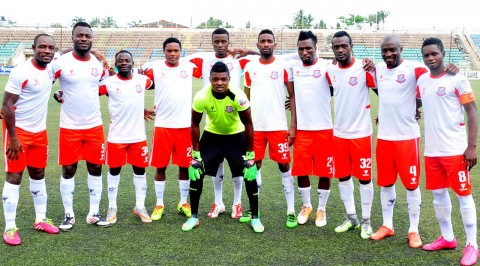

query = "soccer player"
417;37;478;266
99;50;153;224
325;31;376;239
1;34;60;246
52;21;110;230
242;29;298;228
144;37;201;221
182;61;262;233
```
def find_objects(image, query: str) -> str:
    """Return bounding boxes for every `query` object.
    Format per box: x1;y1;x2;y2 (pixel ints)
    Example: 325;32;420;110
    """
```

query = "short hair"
210;61;230;74
298;30;317;46
212;28;229;38
33;33;54;46
72;21;91;35
258;29;275;42
332;31;352;45
163;37;181;50
422;37;444;52
115;50;133;59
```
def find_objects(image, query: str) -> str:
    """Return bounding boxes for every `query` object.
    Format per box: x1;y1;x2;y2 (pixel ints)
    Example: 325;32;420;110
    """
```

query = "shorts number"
409;166;417;177
186;147;192;157
141;146;148;156
458;171;467;183
100;144;106;160
359;158;371;169
277;142;289;153
326;156;333;167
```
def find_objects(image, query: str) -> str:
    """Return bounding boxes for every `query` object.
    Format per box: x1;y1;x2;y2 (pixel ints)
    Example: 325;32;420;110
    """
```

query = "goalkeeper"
182;61;262;233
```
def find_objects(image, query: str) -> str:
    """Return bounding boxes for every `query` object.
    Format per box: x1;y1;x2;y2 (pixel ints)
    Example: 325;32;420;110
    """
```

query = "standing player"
418;37;478;266
100;50;153;224
183;61;262;233
144;37;201;221
325;31;376;239
243;29;298;228
2;34;60;246
53;21;110;230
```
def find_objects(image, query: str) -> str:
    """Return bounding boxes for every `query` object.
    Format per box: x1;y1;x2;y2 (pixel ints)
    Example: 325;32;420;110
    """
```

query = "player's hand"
287;128;296;146
144;109;155;122
464;145;477;171
233;48;258;58
285;96;291;111
445;63;459;76
415;109;422;121
243;151;257;181
6;137;23;161
53;90;64;104
188;150;204;181
362;58;376;72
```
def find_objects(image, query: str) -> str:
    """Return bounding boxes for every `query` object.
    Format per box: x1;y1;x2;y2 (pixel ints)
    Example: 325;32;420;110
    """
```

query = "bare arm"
463;101;478;170
191;110;203;151
244;86;251;100
2;92;23;161
239;108;254;151
286;81;296;146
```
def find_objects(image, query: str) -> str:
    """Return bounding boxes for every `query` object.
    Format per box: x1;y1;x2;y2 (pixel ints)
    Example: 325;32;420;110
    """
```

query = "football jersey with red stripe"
4;58;53;133
417;72;475;156
99;73;153;143
290;58;333;130
326;58;376;139
145;60;201;128
244;57;292;131
376;60;427;140
53;51;106;129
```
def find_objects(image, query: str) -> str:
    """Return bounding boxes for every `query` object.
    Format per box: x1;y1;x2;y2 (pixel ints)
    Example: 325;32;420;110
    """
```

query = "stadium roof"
140;20;188;28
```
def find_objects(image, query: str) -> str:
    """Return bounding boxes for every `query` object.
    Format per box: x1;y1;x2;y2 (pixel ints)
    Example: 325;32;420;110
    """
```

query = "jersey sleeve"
414;66;428;80
366;71;376;88
192;90;205;113
416;84;421;99
98;84;108;96
145;78;153;90
454;75;475;104
4;67;26;95
235;90;250;112
144;68;154;80
325;72;332;86
244;67;252;88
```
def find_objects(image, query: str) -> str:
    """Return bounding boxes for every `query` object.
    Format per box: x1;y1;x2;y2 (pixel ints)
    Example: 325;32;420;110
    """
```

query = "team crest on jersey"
270;71;279;80
396;74;406;84
313;70;321;78
180;71;188;78
348;77;358;86
225;106;233;113
436;87;446;96
136;84;142;93
227;63;233;70
239;99;247;106
33;79;40;86
91;68;99;77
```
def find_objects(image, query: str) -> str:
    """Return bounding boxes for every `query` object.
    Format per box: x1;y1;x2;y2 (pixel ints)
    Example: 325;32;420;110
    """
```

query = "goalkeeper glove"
243;151;257;181
188;150;204;181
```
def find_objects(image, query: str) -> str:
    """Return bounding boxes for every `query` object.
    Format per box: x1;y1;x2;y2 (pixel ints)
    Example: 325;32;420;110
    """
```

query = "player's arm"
463;100;478;170
189;109;204;180
2;92;23;161
191;110;203;151
244;86;251;100
286;81;296;146
239;108;254;151
415;98;423;121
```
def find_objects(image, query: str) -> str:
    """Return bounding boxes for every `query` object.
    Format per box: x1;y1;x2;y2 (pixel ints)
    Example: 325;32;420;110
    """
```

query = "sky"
1;0;479;31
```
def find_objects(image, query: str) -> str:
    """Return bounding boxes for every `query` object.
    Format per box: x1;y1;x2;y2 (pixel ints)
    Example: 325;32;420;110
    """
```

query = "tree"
90;17;101;27
224;22;233;28
337;14;366;29
101;16;117;28
7;19;16;26
196;17;223;29
291;9;314;29
376;10;391;29
71;16;85;26
128;19;143;27
246;21;251;29
50;22;64;28
315;19;326;29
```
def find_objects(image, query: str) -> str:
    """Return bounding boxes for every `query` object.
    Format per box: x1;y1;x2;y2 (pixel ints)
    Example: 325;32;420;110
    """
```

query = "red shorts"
149;127;191;168
425;155;471;196
106;141;149;168
254;131;291;163
376;138;420;189
334;135;372;181
58;126;105;165
292;129;334;177
2;126;48;172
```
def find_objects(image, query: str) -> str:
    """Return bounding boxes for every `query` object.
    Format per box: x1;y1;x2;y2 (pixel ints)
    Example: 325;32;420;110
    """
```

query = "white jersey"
144;60;201;128
417;72;474;156
4;59;53;133
290;58;333;130
53;51;106;129
244;57;292;131
326;58;376;139
376;60;427;140
99;74;153;143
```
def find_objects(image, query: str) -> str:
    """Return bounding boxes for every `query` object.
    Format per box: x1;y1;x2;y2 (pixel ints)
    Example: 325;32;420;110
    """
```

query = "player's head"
421;37;445;72
381;34;403;68
72;21;93;54
32;33;55;67
212;28;230;58
257;29;276;58
163;37;182;66
210;61;230;94
114;50;134;77
297;30;317;66
331;30;353;66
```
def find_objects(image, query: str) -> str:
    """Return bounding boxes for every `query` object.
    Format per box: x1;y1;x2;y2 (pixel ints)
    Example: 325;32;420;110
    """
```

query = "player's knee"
86;162;102;176
6;172;22;185
109;167;122;176
62;164;78;178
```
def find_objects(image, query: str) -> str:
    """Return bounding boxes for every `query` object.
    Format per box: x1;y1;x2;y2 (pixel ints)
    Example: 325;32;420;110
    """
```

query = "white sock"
338;178;356;215
232;176;243;205
432;188;454;241
179;180;190;205
60;175;75;216
406;188;421;233
154;180;165;206
298;186;312;208
318;189;330;211
360;181;374;220
458;194;478;248
2;182;19;229
281;170;295;214
256;169;262;195
380;185;396;229
30;178;47;221
133;174;147;209
107;172;120;208
87;174;102;215
213;166;224;205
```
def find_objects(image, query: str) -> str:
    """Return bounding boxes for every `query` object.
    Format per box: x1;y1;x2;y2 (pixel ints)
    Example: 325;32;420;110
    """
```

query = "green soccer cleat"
251;218;265;233
178;202;192;218
239;210;252;223
151;205;165;221
360;219;373;239
181;217;199;232
334;219;359;233
286;212;298;229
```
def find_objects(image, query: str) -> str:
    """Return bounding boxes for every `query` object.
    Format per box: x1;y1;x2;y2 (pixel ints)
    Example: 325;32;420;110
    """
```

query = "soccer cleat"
133;207;153;223
181;217;199;232
408;232;423;248
297;206;313;225
315;210;327;227
360;219;373;239
334;219;359;233
207;203;225;218
86;213;110;227
34;218;60;234
178;202;192;218
3;228;21;246
461;243;479;266
371;225;394;241
251;218;265;233
59;213;75;231
151;205;165;221
422;236;457;251
286;212;298;228
106;207;117;224
231;203;243;219
239;210;252;223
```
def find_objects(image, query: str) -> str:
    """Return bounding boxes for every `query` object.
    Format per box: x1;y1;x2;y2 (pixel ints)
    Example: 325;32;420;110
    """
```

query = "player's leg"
177;167;192;218
171;128;193;218
211;161;225;216
152;168;166;221
3;171;22;245
127;141;151;223
105;142;127;224
316;177;331;227
292;130;313;225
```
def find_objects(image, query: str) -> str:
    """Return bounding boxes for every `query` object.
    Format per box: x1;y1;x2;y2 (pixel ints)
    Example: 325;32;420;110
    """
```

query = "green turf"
0;75;479;265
